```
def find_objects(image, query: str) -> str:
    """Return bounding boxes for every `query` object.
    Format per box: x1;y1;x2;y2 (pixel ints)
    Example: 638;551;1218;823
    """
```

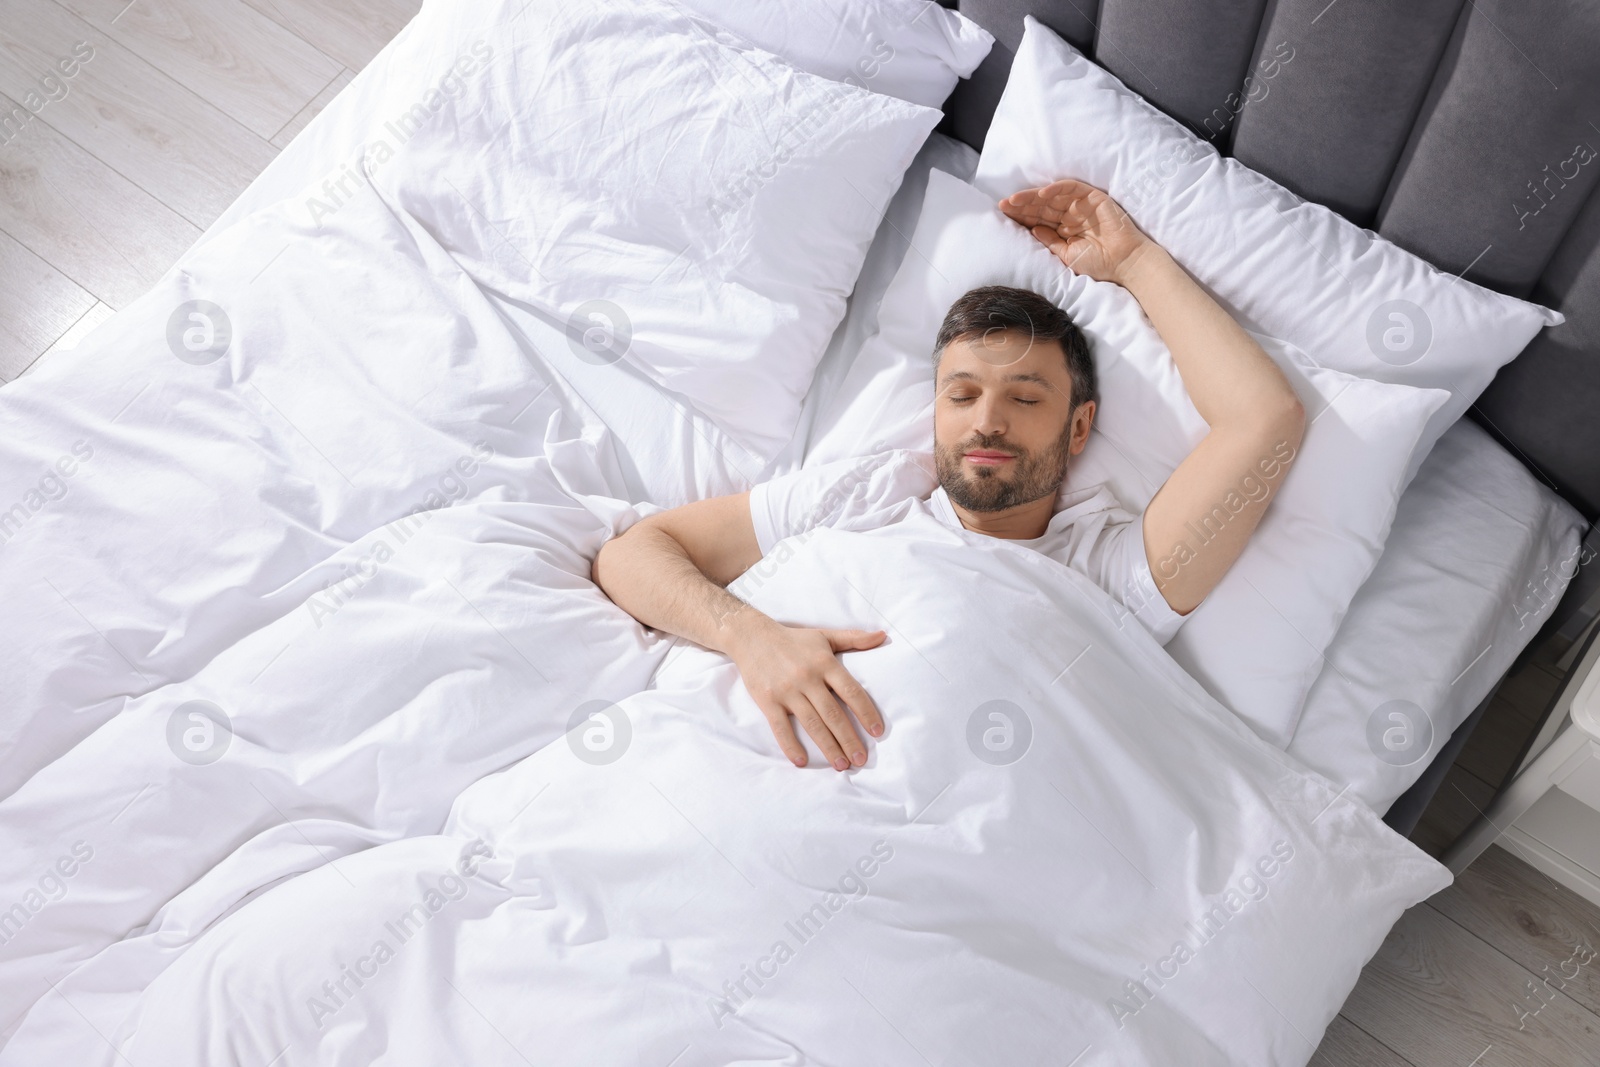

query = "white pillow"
776;131;981;480
669;0;993;108
813;169;1448;746
972;18;1559;485
367;0;942;465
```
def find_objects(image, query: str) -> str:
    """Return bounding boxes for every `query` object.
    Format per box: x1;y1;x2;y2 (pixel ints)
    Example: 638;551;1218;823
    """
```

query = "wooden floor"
1314;635;1600;1067
7;2;1600;1063
0;0;417;380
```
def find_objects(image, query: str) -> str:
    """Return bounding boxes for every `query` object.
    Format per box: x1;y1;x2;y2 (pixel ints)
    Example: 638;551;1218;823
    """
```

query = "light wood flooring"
5;2;1600;1063
0;0;416;380
1315;634;1600;1067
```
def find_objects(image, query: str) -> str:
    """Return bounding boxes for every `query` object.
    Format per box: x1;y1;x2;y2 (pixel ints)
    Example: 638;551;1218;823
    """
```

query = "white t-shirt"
748;451;1186;644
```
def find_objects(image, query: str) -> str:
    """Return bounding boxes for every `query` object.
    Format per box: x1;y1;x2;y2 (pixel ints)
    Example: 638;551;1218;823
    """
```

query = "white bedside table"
1443;627;1600;884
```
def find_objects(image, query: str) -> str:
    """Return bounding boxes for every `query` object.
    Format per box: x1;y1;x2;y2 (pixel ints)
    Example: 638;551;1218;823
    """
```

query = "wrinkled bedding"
3;509;1447;1065
0;0;940;798
0;0;1477;1060
0;0;951;1044
0;174;639;803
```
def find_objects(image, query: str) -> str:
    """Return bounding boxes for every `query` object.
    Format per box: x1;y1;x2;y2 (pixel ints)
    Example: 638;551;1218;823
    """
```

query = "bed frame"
935;0;1600;834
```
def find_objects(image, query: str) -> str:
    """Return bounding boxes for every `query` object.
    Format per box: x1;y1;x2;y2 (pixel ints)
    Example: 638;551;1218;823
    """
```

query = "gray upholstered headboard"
937;0;1600;521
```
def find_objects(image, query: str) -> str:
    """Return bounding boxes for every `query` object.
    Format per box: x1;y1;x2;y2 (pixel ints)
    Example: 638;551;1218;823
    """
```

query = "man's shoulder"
828;447;936;496
1052;480;1138;527
770;449;936;508
751;449;938;552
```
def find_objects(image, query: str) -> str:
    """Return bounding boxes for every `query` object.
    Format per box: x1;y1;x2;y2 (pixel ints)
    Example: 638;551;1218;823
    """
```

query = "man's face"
933;328;1095;513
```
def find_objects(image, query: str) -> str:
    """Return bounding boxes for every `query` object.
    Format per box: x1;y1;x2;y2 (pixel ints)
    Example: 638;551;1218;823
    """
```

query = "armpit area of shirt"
748;479;783;557
1126;548;1186;645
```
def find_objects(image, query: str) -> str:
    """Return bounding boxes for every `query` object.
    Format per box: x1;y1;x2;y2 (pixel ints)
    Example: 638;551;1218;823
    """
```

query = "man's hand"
593;492;892;772
1001;178;1306;616
999;179;1154;287
725;615;886;771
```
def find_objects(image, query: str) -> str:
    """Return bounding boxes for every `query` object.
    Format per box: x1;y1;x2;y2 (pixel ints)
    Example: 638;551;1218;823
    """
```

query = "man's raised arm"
592;494;884;770
1001;180;1306;614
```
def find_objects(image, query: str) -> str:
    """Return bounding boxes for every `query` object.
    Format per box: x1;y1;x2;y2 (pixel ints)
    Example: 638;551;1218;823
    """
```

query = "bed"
0;0;1592;1063
211;4;1589;817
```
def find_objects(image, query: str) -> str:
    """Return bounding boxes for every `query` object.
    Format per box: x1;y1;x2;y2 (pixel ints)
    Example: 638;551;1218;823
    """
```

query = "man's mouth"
964;449;1016;467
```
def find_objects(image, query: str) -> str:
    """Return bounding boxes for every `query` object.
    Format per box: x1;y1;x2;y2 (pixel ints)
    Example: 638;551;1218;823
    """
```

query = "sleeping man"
593;180;1305;771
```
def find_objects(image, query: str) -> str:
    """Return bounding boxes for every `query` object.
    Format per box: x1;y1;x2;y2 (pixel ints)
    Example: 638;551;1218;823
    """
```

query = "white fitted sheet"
1289;418;1586;812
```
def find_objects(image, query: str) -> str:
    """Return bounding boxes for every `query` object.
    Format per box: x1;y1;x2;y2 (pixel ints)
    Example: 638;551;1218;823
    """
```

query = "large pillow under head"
973;18;1558;486
811;169;1448;746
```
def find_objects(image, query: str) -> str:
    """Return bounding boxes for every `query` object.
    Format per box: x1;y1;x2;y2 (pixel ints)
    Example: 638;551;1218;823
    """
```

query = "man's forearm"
592;497;885;770
1117;245;1300;429
592;525;776;655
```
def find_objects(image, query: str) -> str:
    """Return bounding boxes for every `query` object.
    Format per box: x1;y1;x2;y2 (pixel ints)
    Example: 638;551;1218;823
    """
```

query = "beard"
935;423;1074;513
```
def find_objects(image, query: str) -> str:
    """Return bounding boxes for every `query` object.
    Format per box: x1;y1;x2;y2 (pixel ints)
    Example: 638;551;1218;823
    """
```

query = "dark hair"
933;286;1097;410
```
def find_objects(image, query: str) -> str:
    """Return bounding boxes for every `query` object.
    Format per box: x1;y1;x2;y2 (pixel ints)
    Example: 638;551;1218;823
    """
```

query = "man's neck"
947;490;1056;540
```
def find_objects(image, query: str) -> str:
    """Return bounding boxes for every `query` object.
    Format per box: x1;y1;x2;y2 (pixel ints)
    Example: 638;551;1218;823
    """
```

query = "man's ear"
1068;400;1096;455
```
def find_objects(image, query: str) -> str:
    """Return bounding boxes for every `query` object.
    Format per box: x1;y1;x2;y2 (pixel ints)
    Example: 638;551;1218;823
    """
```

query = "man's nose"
971;396;1008;436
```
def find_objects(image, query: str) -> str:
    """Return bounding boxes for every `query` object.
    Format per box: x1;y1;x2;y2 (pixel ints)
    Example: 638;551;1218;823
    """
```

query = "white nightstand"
1443;627;1600;901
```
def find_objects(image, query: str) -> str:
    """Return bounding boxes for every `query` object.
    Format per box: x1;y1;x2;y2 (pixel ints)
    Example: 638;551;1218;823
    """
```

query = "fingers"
794;691;854;771
759;694;865;773
808;684;868;768
1031;225;1097;275
746;628;887;772
1000;189;1058;230
822;628;886;653
750;679;858;771
820;630;886;747
1001;179;1100;226
757;697;811;768
1031;224;1066;255
1038;178;1102;221
1039;177;1101;201
998;187;1040;223
827;666;884;740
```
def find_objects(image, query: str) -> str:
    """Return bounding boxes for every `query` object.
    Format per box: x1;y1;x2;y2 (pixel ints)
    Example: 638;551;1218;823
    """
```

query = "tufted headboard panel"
938;0;1600;520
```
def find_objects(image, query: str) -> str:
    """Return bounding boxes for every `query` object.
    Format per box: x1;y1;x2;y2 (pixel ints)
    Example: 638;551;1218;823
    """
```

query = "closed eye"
947;395;1042;405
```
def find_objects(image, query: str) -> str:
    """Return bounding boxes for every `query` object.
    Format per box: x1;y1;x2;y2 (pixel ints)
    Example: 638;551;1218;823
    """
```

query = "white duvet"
0;173;663;798
0;5;678;1031
4;509;1447;1065
0;439;669;1026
